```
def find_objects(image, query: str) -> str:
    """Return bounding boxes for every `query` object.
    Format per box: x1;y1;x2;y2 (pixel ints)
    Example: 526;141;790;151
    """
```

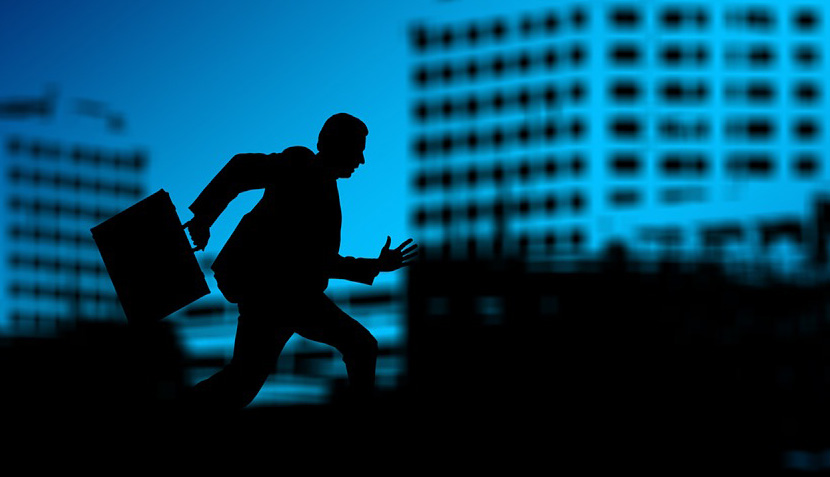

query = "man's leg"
186;299;293;412
294;295;378;401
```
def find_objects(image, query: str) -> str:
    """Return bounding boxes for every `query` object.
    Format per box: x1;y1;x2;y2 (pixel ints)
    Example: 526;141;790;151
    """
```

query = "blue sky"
0;0;434;292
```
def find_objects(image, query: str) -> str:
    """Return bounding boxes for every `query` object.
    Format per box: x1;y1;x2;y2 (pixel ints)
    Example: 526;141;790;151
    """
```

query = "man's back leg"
293;294;378;402
185;300;293;412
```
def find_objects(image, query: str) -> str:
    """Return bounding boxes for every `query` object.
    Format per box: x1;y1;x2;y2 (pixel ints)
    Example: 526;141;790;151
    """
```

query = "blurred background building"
408;1;829;264
405;2;830;469
0;87;147;335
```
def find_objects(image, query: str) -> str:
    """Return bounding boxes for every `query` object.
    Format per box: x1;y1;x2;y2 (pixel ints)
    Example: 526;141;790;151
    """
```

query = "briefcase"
91;189;210;323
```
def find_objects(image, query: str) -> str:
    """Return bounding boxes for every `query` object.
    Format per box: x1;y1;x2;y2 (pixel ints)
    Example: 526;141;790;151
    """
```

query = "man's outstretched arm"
185;153;280;250
328;237;418;285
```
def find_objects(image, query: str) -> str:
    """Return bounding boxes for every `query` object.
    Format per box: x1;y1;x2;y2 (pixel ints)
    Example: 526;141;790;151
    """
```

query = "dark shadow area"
402;250;830;470
0;320;186;427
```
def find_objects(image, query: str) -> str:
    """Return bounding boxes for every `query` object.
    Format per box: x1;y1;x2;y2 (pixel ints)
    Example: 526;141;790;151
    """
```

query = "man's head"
316;113;368;179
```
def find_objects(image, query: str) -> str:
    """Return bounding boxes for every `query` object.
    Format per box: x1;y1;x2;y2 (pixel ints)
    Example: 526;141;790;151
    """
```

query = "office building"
405;3;830;466
409;2;829;260
0;87;147;336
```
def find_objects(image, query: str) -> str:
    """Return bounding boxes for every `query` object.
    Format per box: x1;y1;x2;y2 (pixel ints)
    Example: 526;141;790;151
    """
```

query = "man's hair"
317;113;368;151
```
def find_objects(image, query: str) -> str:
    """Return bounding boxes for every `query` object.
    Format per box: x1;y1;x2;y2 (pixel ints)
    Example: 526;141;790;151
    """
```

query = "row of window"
607;43;820;67
614;43;708;65
660;186;706;205
413;42;821;89
413;192;587;226
8;254;106;276
727;81;820;104
607;116;821;141
608;186;710;207
9;311;67;325
412;150;821;194
415;181;814;228
516;228;585;251
8;282;116;302
8;167;144;198
6;137;148;172
608;79;822;104
656;118;710;140
659;80;707;102
413;118;586;158
613;6;819;31
607;188;643;207
724;7;819;31
413;81;586;122
725;153;776;177
410;7;588;53
412;44;587;88
414;79;823;126
410;6;820;54
420;231;587;261
673;218;805;249
638;219;811;250
413;154;586;192
8;225;95;248
414;126;822;161
635;219;805;248
7;196;120;222
608;152;820;178
612;5;709;29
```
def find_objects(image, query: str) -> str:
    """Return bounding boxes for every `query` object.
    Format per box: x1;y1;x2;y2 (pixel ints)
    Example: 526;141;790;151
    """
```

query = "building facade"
405;2;830;467
0;88;147;336
409;1;830;261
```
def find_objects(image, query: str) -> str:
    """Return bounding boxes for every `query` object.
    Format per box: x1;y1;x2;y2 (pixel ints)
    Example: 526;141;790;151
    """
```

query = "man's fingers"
383;236;391;250
402;251;419;262
401;244;418;255
394;238;413;251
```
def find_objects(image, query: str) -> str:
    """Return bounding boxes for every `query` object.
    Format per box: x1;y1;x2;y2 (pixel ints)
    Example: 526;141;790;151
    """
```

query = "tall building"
409;1;830;261
405;3;830;466
0;87;147;337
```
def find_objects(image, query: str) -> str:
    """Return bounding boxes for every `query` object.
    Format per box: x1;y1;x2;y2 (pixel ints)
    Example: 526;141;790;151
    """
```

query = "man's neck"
310;153;339;181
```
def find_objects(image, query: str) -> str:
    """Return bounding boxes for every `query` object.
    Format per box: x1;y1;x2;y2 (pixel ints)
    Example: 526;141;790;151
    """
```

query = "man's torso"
212;147;342;297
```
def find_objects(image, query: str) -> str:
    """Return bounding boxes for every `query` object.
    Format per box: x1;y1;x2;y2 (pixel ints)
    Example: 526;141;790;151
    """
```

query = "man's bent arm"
189;153;280;226
327;236;418;284
328;255;381;285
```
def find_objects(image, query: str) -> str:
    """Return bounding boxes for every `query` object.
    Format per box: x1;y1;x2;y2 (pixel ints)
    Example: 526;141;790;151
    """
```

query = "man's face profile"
317;113;369;179
320;134;366;179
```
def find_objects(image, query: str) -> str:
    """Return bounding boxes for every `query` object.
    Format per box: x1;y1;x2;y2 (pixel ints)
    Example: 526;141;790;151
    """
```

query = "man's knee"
211;361;271;409
344;331;378;363
230;374;270;409
365;333;379;358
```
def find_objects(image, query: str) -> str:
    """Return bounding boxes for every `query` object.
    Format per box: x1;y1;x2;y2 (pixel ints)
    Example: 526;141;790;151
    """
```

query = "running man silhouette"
182;113;417;410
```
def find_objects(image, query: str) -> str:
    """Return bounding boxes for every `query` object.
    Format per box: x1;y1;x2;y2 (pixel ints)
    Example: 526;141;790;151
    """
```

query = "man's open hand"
378;236;418;272
183;216;211;252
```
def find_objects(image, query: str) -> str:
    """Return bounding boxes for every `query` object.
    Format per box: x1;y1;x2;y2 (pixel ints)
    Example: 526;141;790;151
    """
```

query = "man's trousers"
187;292;378;410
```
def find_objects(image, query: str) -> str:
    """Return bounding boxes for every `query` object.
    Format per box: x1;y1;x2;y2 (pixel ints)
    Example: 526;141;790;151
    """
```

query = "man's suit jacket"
189;146;379;302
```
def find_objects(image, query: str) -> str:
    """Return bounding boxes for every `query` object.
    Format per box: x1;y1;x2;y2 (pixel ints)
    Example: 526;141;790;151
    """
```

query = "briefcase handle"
182;220;205;253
